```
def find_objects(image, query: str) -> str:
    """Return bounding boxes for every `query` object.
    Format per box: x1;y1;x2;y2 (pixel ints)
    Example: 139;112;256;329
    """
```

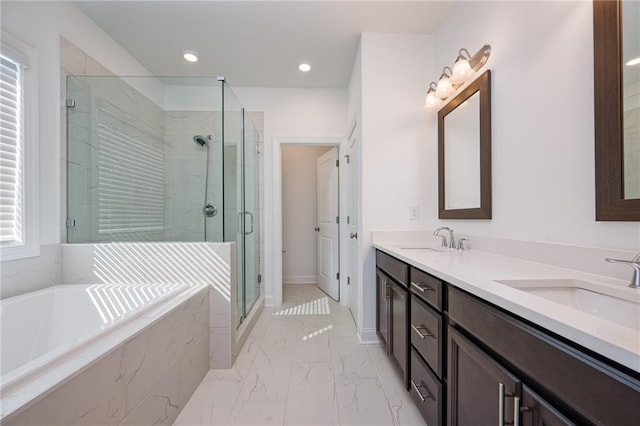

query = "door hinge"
336;216;339;224
336;272;340;280
66;99;75;108
258;274;262;283
347;276;351;285
336;159;339;167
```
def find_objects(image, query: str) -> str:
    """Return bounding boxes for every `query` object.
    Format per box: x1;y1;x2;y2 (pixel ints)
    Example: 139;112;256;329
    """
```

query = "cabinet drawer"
410;348;443;426
376;251;408;287
410;267;442;310
411;295;442;378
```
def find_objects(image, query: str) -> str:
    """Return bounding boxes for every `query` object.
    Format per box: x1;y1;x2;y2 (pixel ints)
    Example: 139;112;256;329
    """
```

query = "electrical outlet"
409;205;420;220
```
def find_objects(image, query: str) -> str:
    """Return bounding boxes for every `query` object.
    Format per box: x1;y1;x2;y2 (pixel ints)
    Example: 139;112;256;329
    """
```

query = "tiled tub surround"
372;231;640;373
1;283;209;425
60;242;246;369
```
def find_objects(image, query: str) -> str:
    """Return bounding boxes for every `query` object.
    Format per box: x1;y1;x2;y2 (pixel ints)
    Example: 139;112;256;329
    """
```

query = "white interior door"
316;147;339;301
346;131;358;322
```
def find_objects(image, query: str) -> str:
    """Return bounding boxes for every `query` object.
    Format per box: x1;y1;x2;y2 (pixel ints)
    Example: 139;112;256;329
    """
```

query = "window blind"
97;110;165;236
0;55;23;244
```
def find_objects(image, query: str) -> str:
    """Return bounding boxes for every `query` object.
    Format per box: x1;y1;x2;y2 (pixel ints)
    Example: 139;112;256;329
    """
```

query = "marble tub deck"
175;285;424;425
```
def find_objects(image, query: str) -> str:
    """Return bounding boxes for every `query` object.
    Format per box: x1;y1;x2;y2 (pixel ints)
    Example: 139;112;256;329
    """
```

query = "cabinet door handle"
498;382;519;426
411;281;434;292
499;383;505;426
410;380;434;402
411;323;434;339
513;396;521;426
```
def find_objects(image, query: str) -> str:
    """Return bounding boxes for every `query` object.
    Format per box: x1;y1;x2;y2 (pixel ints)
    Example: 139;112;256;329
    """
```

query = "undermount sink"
397;247;444;253
495;279;640;331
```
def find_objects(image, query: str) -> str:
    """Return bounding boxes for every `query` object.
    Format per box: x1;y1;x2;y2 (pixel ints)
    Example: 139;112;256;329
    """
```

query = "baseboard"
283;275;317;285
357;328;381;344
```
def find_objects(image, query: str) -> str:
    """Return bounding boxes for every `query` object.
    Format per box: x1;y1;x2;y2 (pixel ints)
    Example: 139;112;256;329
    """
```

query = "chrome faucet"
433;226;455;249
605;252;640;288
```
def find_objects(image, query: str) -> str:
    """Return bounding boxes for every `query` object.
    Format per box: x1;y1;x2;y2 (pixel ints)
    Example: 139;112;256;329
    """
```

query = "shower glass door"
222;82;261;328
243;112;261;319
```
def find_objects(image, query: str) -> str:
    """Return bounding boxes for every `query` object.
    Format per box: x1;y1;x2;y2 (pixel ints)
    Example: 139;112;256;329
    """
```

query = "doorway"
281;145;340;301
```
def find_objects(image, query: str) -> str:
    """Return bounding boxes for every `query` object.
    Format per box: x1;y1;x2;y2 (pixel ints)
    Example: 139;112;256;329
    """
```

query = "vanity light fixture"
298;63;311;72
183;51;198;63
425;44;491;108
626;56;640;66
436;67;454;99
451;48;475;84
425;82;443;108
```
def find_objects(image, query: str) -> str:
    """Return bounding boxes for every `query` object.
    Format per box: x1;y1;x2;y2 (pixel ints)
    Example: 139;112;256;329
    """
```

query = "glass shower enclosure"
66;76;261;328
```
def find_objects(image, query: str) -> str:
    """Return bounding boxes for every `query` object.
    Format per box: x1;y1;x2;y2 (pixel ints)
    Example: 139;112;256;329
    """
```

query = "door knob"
350;232;358;239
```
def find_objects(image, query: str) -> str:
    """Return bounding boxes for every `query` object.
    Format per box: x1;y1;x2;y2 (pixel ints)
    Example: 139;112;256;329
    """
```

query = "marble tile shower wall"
66;81;227;243
164;111;223;242
66;74;165;243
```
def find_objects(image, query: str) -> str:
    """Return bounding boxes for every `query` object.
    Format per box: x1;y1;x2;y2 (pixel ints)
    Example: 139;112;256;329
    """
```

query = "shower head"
193;135;212;147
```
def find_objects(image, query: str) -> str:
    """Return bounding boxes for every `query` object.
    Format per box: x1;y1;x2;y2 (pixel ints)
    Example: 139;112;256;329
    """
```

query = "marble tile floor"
174;284;424;426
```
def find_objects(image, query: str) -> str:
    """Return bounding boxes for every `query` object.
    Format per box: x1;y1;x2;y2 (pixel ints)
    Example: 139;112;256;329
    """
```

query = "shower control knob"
203;203;218;217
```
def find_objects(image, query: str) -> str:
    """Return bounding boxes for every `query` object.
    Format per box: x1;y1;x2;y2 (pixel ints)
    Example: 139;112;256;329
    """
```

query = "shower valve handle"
203;203;218;217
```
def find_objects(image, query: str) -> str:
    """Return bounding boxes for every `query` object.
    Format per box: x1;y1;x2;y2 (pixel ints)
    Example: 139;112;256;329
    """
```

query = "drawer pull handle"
411;281;434;292
411;380;434;402
411;323;434;339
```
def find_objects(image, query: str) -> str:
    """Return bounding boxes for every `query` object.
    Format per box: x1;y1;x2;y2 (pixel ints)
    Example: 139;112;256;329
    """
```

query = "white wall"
232;88;348;304
350;1;640;340
358;33;436;340
281;146;331;284
431;1;640;250
0;1;155;298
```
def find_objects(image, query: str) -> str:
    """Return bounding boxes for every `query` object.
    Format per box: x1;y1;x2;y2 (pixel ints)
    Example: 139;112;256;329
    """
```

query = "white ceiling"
74;1;455;88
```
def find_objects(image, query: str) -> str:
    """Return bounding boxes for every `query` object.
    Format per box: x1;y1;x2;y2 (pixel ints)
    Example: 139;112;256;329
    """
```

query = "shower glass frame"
65;75;261;328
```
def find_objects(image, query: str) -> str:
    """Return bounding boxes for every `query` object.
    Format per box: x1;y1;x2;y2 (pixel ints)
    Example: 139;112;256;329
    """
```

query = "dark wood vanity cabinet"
448;326;574;426
448;326;520;425
375;250;640;426
376;251;409;387
448;286;640;425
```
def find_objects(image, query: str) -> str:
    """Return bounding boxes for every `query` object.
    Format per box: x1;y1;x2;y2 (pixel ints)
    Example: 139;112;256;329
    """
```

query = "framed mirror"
438;70;491;219
594;0;640;220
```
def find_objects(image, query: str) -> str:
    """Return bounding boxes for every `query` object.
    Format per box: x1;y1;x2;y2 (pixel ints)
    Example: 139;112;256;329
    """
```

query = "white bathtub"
0;282;207;422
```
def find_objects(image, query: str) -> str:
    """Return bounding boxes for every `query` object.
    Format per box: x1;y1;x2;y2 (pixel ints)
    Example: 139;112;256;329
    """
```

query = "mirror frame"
438;69;492;219
594;0;640;220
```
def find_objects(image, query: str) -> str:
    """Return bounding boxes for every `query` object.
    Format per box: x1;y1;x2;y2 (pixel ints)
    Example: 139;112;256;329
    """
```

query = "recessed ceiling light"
626;57;640;67
183;51;198;63
298;63;311;72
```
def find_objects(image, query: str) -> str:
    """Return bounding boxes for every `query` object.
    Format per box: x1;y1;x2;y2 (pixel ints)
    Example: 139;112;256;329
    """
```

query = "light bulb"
451;58;474;84
436;75;453;99
425;90;443;108
298;63;311;72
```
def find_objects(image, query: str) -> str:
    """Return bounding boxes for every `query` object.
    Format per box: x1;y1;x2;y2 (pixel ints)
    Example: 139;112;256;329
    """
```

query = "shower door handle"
246;212;254;235
238;212;254;235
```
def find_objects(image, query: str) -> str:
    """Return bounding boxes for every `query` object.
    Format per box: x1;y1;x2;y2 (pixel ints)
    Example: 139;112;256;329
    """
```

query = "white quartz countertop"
373;241;640;374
